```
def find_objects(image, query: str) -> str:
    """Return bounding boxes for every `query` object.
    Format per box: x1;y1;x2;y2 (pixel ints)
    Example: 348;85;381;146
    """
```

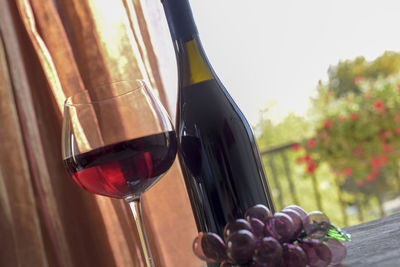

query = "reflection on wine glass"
62;80;177;267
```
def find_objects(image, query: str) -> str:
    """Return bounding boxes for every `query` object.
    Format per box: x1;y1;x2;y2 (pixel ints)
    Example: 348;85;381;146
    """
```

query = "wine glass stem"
126;196;154;267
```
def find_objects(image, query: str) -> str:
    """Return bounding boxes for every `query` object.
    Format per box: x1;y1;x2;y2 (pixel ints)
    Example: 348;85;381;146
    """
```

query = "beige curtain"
0;0;201;266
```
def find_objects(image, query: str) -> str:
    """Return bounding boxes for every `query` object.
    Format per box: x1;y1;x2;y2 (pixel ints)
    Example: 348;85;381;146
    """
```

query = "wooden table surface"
200;212;400;267
342;212;400;266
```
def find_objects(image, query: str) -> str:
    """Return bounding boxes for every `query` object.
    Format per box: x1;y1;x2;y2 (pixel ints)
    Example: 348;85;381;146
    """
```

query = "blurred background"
2;0;400;266
182;0;400;227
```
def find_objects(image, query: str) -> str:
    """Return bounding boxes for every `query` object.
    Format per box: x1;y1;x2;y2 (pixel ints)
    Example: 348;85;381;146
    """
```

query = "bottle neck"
176;35;213;87
162;0;214;87
161;0;198;41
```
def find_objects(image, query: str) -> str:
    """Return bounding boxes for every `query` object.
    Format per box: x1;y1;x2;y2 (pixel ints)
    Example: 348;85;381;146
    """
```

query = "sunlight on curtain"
0;0;200;266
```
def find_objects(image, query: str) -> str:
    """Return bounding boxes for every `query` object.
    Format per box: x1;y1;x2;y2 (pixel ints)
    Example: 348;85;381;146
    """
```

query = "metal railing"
260;142;356;226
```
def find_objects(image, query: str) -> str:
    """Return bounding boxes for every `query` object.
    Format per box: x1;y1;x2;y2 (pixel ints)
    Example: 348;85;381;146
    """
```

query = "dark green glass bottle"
161;1;275;262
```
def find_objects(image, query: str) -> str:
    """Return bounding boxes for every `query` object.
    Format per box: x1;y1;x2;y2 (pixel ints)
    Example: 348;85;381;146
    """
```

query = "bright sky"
187;0;400;126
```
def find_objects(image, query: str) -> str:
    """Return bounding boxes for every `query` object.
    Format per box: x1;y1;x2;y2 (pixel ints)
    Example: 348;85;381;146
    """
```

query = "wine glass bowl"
62;80;176;267
62;80;176;199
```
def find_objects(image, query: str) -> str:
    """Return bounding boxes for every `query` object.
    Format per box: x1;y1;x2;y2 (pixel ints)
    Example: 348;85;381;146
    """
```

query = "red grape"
284;205;307;220
303;211;331;239
249;218;265;239
300;239;332;267
245;204;272;223
224;219;253;240
282;243;307;267
326;239;347;265
253;237;282;266
226;230;257;264
281;209;303;239
265;212;295;243
193;204;349;267
193;232;226;262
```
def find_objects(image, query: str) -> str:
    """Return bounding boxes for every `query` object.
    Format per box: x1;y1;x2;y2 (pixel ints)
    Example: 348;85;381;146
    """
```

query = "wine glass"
62;80;177;267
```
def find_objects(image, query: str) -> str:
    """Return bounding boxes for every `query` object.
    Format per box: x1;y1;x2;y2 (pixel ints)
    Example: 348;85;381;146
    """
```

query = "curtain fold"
0;0;201;266
0;30;49;267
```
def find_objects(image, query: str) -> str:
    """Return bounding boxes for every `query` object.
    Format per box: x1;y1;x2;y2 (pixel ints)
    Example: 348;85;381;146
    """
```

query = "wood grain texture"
342;212;400;267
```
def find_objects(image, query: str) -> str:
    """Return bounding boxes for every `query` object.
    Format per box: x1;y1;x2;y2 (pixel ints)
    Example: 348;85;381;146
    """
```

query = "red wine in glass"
62;80;176;267
64;131;177;199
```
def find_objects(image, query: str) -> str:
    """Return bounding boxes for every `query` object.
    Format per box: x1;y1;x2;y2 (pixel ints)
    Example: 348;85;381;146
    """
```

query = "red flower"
371;155;388;168
370;157;381;168
339;115;346;122
357;180;365;187
295;157;304;164
354;76;363;85
291;143;301;151
379;155;388;165
343;167;353;176
321;132;329;140
306;161;317;174
304;154;312;162
382;143;391;153
380;131;392;140
349;113;359;121
371;169;379;177
366;174;376;183
307;139;316;148
353;147;363;156
395;128;400;135
323;119;333;129
373;99;385;111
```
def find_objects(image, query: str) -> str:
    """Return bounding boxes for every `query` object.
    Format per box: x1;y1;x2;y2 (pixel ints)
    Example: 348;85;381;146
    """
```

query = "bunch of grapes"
193;205;350;267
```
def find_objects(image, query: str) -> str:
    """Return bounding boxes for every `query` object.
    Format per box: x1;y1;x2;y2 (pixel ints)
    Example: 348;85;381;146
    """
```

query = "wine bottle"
161;0;275;242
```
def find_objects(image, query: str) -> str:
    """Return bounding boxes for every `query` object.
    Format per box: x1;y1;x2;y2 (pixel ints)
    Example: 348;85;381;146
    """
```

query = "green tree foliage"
299;51;400;220
307;51;400;191
256;51;400;226
256;110;312;149
304;76;400;193
327;51;400;97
